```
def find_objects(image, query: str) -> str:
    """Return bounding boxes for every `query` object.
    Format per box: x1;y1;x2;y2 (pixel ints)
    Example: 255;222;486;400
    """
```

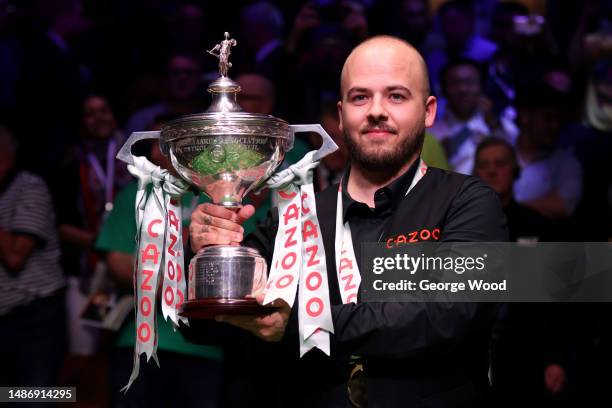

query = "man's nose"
367;95;388;121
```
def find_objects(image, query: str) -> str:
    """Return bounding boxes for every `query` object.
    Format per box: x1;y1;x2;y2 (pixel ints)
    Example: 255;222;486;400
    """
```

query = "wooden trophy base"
179;298;275;319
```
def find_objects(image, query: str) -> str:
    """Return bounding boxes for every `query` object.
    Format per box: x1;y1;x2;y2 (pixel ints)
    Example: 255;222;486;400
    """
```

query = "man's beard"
344;125;425;176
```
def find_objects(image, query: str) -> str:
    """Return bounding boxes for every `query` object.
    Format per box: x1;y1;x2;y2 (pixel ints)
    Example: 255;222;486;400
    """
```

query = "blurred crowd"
0;0;611;407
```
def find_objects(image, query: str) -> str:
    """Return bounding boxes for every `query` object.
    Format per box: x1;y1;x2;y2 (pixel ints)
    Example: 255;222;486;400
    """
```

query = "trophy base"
179;298;275;319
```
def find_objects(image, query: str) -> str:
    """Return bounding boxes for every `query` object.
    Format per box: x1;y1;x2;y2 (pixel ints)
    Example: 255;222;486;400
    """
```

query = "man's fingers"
191;211;244;234
236;205;256;224
255;313;278;327
192;203;254;227
196;203;240;222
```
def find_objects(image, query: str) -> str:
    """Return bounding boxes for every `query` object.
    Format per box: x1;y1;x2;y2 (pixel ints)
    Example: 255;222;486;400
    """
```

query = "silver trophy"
117;33;336;318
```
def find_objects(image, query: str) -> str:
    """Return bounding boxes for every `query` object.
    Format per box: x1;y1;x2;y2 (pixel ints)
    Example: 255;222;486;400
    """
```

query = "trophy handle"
289;124;339;161
116;131;163;165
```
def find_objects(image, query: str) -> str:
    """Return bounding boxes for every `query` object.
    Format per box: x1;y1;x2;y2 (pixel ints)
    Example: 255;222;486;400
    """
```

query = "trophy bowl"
163;111;292;207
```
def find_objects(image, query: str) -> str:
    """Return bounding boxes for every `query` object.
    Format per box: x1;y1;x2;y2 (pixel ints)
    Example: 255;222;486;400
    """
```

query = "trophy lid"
160;32;291;146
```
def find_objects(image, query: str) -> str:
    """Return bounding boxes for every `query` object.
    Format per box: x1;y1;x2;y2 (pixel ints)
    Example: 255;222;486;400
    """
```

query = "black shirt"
342;159;419;269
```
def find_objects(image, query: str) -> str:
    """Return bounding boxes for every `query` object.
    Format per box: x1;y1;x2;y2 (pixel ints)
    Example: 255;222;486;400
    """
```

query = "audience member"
425;0;498;95
238;1;300;121
559;59;612;241
484;1;529;116
513;87;583;219
125;53;203;136
474;137;550;242
0;125;66;388
430;58;518;174
287;1;368;56
391;0;440;54
297;25;356;121
236;73;276;116
240;2;286;81
16;0;91;180
53;95;130;357
474;138;570;407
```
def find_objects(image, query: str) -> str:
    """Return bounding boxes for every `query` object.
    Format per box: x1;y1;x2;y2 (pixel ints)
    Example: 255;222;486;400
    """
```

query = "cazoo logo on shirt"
385;228;441;248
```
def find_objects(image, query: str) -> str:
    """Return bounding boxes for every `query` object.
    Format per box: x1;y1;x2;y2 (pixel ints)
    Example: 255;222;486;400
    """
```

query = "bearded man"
186;36;507;408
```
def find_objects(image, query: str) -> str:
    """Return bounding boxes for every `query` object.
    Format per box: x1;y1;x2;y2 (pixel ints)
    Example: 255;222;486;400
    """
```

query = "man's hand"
189;203;255;252
0;229;37;272
215;294;291;342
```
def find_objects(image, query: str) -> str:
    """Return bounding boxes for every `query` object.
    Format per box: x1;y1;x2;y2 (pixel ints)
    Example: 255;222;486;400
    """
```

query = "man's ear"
424;96;437;128
337;100;344;132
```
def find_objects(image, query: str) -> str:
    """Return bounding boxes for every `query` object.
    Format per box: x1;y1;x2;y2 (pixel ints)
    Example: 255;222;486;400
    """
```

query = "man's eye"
390;93;406;102
351;94;367;103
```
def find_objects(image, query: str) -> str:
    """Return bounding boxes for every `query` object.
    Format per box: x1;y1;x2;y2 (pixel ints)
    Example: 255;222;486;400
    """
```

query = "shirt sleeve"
10;174;55;245
421;132;450;170
330;177;508;357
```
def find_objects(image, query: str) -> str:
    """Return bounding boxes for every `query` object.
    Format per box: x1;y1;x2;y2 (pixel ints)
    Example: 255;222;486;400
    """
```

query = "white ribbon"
121;156;190;391
265;151;334;356
264;183;302;308
298;182;333;356
161;177;190;327
334;186;361;305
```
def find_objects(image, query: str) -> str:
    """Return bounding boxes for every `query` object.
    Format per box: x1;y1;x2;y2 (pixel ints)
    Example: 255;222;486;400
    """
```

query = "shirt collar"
340;158;420;221
439;108;492;137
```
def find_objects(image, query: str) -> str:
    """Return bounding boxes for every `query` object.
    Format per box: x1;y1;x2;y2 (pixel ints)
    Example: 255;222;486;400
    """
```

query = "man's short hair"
474;137;520;179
